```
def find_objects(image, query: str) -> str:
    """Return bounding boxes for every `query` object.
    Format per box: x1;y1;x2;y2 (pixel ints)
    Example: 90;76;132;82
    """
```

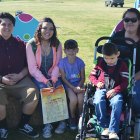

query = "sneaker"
0;128;8;139
43;124;53;138
19;124;39;138
55;121;66;134
101;128;109;136
109;132;119;140
78;116;82;130
69;118;77;130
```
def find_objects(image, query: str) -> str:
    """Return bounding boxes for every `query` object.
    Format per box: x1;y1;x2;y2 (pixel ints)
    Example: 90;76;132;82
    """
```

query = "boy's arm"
89;66;104;86
134;71;140;81
78;67;85;87
59;68;75;90
113;61;129;93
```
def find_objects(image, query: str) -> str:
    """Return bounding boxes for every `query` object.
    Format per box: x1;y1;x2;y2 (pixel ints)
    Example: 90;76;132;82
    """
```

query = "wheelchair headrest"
97;44;131;59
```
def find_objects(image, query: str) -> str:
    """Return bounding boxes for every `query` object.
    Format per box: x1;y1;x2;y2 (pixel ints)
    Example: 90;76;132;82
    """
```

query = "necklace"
41;42;52;79
41;42;51;56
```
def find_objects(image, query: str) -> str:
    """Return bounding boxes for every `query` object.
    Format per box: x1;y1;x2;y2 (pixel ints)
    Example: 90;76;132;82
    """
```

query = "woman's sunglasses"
123;17;138;23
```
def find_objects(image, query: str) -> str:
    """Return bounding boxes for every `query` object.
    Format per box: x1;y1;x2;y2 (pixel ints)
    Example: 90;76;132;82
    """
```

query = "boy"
58;39;85;130
0;12;39;139
89;43;129;139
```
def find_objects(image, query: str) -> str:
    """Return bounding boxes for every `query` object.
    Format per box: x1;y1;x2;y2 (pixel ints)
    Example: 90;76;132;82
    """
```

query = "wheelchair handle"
95;36;137;48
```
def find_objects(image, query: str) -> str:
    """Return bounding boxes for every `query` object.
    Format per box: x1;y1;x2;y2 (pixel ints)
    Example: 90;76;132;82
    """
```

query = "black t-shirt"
111;30;140;73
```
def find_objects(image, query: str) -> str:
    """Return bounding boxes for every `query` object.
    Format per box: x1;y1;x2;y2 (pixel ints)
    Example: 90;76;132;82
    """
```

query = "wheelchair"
76;36;137;140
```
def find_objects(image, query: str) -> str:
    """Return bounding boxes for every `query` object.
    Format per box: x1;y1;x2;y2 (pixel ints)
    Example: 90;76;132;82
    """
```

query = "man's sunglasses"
123;18;138;23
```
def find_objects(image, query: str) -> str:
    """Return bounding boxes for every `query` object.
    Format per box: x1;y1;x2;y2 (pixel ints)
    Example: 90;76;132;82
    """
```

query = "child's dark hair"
102;42;118;56
0;12;15;26
64;39;78;49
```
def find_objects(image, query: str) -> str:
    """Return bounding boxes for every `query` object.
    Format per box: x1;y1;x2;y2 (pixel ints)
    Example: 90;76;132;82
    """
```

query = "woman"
26;17;66;139
112;8;140;115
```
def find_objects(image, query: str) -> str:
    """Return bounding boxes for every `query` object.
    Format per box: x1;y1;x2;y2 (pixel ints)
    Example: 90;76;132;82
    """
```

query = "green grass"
0;0;134;80
0;0;135;139
8;127;77;140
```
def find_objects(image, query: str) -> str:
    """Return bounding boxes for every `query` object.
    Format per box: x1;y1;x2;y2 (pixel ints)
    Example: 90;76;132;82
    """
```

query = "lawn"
0;0;135;139
8;127;78;140
0;0;134;80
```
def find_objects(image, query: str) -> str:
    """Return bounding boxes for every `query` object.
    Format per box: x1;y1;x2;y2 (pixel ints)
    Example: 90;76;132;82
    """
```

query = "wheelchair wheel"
120;126;131;140
75;134;80;140
134;117;140;140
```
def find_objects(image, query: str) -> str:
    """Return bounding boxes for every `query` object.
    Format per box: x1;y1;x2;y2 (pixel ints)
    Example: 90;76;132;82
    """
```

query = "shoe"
19;124;39;138
109;132;119;140
43;124;53;138
69;118;77;130
0;128;8;139
78;116;82;130
55;121;66;134
101;128;109;136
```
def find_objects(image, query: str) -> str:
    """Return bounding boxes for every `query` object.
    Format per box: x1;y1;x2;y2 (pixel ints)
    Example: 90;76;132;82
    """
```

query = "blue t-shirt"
58;57;85;85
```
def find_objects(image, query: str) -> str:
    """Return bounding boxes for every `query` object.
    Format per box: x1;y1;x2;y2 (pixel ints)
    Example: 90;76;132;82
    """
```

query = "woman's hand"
46;80;53;87
51;77;57;84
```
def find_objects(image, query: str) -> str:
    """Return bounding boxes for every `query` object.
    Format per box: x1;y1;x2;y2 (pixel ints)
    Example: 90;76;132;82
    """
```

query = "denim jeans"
133;80;140;115
32;77;62;89
32;77;62;106
93;89;123;133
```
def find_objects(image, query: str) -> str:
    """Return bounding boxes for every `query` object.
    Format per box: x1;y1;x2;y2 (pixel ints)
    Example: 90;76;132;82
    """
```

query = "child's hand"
97;82;104;89
73;86;85;93
77;86;85;93
106;89;116;99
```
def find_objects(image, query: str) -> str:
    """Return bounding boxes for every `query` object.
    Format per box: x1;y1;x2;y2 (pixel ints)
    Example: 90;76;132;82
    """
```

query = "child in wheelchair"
89;42;129;139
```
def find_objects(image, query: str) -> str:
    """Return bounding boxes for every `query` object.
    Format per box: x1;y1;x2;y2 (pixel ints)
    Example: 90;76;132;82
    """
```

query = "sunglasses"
123;18;138;23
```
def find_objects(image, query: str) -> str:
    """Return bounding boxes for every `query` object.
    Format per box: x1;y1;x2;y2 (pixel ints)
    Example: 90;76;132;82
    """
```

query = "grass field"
0;0;135;139
0;0;134;80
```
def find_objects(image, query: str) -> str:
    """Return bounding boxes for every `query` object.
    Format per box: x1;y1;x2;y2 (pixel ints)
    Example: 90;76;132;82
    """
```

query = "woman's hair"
122;8;140;37
102;42;118;56
34;17;59;47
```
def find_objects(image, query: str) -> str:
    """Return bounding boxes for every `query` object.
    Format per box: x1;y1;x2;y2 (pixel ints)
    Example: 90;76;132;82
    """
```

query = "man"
0;12;39;139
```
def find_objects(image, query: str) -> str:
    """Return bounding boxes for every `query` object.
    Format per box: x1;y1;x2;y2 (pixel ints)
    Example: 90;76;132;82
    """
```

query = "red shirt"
0;35;27;76
89;58;129;93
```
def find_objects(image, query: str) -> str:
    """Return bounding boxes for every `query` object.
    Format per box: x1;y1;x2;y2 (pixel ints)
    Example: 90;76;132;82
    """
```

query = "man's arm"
18;67;28;79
